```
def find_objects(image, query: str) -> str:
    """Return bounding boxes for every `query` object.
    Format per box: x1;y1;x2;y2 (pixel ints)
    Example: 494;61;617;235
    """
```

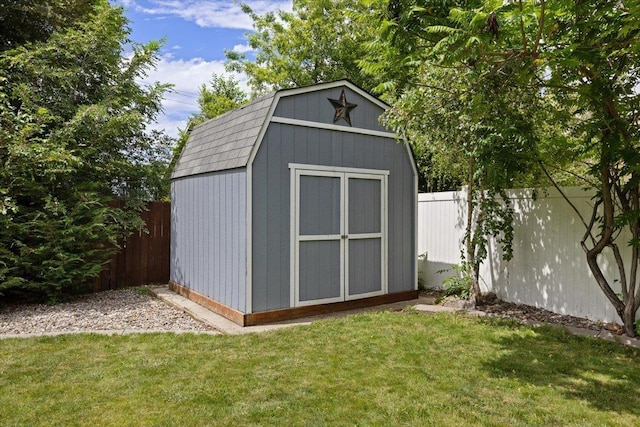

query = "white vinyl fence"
418;187;634;324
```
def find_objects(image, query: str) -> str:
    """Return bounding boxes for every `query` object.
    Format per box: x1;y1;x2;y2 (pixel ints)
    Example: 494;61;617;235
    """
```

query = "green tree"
0;0;170;301
114;130;174;201
381;62;540;304
169;73;248;174
225;0;386;95
365;1;541;303
198;73;248;119
0;0;97;51
225;0;468;194
381;0;640;335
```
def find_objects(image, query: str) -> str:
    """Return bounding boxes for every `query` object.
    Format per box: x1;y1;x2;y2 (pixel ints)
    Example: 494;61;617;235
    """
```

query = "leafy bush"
0;0;169;302
441;264;472;299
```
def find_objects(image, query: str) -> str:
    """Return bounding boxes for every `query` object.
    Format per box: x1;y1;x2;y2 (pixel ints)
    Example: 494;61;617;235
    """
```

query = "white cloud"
232;43;254;54
140;55;248;138
126;1;292;30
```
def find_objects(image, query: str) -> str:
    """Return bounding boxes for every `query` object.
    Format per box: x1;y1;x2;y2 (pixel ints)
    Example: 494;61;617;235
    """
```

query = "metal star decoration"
328;89;357;126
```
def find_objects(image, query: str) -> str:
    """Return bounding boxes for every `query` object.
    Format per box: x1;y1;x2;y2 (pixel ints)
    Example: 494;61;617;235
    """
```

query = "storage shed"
170;80;418;325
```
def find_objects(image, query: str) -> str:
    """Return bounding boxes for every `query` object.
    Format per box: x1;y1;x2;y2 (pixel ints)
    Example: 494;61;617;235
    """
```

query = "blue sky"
114;1;292;137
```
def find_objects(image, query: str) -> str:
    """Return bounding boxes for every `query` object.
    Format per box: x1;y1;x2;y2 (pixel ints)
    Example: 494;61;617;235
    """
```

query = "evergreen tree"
0;0;170;300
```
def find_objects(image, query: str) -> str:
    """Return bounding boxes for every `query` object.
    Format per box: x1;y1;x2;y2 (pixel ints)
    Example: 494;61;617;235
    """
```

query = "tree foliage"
0;0;97;51
372;1;542;303
378;0;640;335
198;74;248;120
225;0;385;95
0;0;170;301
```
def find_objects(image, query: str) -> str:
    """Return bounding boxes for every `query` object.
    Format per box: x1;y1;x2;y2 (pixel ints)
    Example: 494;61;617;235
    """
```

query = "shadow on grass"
481;320;640;416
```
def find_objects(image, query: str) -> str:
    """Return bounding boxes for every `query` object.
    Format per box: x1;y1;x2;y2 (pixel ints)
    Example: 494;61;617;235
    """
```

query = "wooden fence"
94;201;171;291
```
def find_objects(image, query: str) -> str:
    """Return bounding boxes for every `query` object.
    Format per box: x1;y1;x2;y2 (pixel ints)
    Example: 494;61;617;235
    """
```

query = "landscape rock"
0;288;215;335
476;299;618;333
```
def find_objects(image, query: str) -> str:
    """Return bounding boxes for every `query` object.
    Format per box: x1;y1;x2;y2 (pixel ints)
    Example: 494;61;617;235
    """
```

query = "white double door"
290;164;388;307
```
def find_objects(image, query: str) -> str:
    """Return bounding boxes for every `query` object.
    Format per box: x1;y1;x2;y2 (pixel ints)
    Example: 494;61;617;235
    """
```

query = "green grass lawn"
1;311;639;426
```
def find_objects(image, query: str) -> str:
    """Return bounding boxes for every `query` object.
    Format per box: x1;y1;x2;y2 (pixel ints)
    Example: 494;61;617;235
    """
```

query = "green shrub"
0;1;169;303
0;197;118;302
441;264;472;299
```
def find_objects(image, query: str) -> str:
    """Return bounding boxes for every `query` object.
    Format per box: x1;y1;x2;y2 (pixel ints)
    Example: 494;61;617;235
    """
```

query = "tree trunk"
581;154;637;336
465;158;481;307
469;205;483;307
623;301;636;337
469;263;481;307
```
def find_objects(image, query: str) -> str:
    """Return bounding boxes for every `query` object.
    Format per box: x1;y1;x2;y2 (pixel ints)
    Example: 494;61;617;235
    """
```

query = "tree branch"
582;199;600;249
532;0;545;55
518;0;528;53
539;160;590;233
612;243;628;302
534;75;587;96
543;163;598;187
412;82;458;95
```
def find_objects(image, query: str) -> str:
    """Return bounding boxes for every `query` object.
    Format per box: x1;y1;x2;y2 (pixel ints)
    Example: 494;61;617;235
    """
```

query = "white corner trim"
414;172;419;291
403;140;419;179
404;141;419;291
246;93;282;167
245;164;253;314
270;116;397;139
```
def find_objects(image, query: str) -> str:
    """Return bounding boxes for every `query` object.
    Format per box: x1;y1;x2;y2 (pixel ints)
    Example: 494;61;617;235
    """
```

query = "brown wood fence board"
140;234;147;285
148;203;160;283
148;208;155;282
125;228;137;287
147;202;163;284
145;208;154;284
94;201;171;291
159;202;171;281
115;248;126;288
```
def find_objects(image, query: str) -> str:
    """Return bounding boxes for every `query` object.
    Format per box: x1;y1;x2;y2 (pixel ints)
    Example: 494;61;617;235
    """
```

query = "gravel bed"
476;299;624;334
426;290;623;334
3;288;623;337
0;288;216;335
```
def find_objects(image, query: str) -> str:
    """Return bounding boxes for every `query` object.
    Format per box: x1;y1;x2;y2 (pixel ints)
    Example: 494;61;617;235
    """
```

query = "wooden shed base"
169;281;418;327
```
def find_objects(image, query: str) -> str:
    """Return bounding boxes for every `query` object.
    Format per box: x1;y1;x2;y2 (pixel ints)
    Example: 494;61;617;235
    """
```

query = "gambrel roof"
171;93;275;179
171;80;394;180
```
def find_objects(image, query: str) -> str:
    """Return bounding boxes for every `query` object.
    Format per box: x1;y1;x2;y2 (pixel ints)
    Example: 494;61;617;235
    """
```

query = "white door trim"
289;163;389;176
290;163;388;307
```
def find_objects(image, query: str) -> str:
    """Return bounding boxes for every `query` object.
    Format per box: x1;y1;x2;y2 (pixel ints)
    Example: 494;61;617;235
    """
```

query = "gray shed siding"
251;123;416;313
171;169;247;312
274;87;388;133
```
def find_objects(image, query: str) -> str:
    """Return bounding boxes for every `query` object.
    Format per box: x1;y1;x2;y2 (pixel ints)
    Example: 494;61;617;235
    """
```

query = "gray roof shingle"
171;93;275;179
